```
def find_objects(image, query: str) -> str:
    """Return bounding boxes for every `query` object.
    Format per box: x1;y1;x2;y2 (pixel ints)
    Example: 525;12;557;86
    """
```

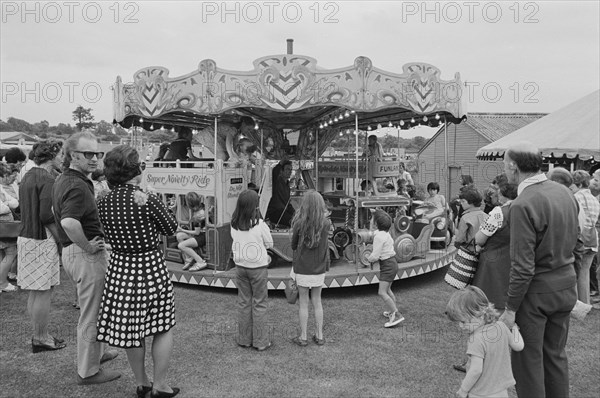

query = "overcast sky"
1;1;599;138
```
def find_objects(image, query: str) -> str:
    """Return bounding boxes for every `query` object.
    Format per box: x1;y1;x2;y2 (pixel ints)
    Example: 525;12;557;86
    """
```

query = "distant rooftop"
465;112;547;142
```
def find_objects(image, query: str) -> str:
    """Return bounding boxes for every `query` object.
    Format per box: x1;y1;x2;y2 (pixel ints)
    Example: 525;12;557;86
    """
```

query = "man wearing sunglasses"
52;131;120;385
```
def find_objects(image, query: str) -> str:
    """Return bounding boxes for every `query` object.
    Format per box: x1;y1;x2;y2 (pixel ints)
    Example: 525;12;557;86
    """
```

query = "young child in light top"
366;209;404;328
446;286;524;398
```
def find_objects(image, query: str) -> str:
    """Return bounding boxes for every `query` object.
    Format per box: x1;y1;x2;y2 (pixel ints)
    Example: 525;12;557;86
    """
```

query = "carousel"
112;40;467;290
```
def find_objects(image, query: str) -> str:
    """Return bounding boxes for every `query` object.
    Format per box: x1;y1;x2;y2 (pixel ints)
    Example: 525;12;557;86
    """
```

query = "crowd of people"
1;135;599;397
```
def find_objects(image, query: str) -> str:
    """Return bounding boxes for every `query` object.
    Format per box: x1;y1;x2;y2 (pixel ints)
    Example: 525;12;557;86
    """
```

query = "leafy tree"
31;120;50;134
95;120;113;137
6;117;32;132
0;120;12;132
411;136;427;149
72;106;95;131
49;123;76;136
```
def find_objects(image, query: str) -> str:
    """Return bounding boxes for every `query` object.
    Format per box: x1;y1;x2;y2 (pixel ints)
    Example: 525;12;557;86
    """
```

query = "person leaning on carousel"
52;131;120;385
499;142;579;398
97;145;180;398
266;159;295;227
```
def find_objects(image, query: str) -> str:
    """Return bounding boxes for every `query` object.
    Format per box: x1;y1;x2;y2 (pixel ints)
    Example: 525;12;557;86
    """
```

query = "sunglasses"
74;151;104;160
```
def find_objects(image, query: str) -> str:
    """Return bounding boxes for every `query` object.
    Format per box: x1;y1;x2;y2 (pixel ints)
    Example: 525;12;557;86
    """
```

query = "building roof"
418;112;547;156
0;131;39;143
465;113;547;142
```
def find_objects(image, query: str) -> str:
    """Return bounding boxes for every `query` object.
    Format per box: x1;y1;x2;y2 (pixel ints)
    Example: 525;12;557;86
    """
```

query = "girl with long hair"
230;190;274;351
289;190;331;346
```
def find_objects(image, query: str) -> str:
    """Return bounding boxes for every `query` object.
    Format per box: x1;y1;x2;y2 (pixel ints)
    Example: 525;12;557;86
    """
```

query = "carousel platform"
167;246;456;290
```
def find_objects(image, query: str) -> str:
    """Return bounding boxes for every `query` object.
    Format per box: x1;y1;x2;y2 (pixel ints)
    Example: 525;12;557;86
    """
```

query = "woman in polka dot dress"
97;146;180;398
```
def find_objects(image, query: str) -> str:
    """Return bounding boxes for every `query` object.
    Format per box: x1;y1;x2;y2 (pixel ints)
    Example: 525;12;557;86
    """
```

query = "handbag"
284;277;299;304
0;209;21;239
444;239;479;289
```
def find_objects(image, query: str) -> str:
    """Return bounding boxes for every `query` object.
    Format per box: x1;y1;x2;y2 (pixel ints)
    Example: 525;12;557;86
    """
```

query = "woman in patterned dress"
16;140;67;352
97;145;179;398
472;180;518;310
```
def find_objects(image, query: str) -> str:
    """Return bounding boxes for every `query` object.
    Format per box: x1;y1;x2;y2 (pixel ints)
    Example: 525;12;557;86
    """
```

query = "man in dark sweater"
266;159;295;227
500;143;578;398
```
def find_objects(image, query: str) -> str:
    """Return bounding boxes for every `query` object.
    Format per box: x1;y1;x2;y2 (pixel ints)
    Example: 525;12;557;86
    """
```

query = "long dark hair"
231;190;261;231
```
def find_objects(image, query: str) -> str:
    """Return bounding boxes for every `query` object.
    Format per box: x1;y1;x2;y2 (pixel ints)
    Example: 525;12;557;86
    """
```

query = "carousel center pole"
316;128;319;187
355;113;359;269
444;115;449;199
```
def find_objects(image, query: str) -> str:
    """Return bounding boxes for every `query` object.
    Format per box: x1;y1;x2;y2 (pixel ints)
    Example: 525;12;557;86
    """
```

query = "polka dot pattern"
97;185;177;348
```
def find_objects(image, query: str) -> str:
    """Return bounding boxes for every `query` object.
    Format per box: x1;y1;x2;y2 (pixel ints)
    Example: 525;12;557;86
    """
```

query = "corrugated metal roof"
465;113;547;142
417;112;547;156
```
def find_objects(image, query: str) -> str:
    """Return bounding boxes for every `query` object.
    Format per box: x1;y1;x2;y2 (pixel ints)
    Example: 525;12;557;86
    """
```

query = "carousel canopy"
113;41;467;160
476;90;600;161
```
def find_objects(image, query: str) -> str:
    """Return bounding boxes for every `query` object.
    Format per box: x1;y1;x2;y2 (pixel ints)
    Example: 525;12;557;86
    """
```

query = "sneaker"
182;258;194;270
384;312;405;328
291;337;308;347
77;368;121;385
0;283;18;292
7;272;17;281
453;362;467;373
189;261;207;272
382;311;391;318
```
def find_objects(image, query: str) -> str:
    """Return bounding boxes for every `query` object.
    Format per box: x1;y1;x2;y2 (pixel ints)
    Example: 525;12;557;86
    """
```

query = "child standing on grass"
366;209;404;328
446;286;524;398
230;190;274;351
289;190;331;346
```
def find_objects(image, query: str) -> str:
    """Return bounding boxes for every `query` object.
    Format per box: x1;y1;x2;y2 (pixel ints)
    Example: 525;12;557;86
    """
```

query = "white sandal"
182;258;194;270
189;261;207;272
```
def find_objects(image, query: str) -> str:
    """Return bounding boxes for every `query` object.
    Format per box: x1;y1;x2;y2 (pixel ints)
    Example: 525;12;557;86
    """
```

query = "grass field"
1;267;598;398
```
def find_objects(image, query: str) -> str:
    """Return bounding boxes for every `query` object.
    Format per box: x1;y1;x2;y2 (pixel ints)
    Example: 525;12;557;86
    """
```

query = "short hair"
4;147;26;164
446;286;499;324
280;159;292;169
32;140;63;166
572;170;590;188
372;209;392;232
459;187;482;207
91;169;105;181
505;148;543;173
547;167;573;188
498;182;518;200
103;145;142;186
0;162;11;178
399;162;406;169
177;126;192;139
590;178;600;197
63;131;98;169
427;182;440;191
460;175;474;186
491;173;508;187
368;134;377;141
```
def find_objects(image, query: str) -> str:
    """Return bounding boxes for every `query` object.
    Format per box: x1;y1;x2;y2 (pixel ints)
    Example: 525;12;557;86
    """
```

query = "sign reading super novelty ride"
143;169;215;192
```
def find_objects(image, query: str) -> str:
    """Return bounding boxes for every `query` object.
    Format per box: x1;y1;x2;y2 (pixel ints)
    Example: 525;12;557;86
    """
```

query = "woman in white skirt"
17;140;67;352
290;190;331;346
